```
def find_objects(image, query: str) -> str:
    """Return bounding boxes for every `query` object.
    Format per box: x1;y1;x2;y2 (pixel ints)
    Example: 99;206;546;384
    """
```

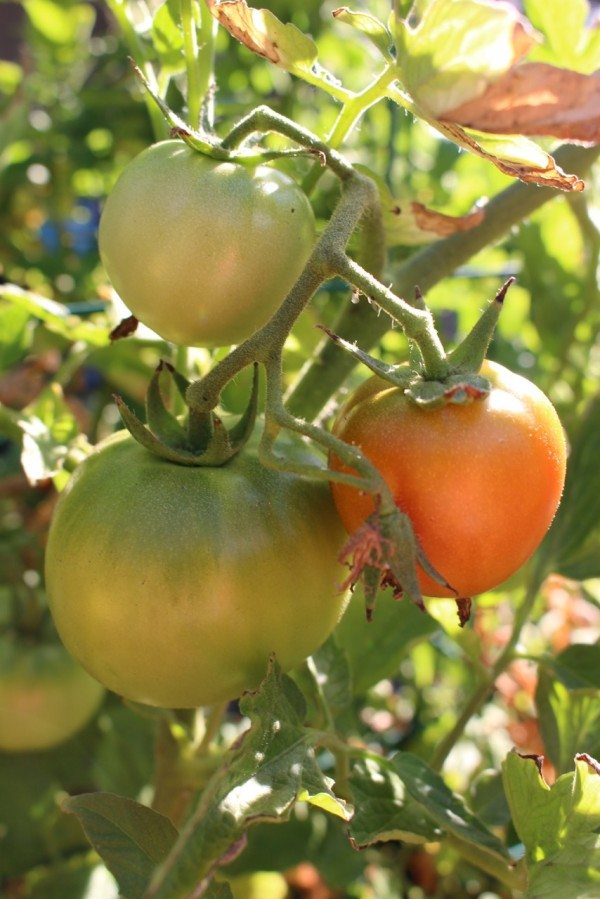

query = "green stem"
180;0;202;130
197;0;217;130
302;65;397;195
105;0;168;141
333;254;449;380
286;142;600;420
185;171;378;412
222;105;355;181
444;833;526;893
196;702;227;753
430;580;540;772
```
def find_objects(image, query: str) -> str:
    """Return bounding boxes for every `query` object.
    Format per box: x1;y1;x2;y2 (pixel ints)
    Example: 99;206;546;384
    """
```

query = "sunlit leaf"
332;8;393;60
152;0;186;73
502;752;600;897
0;305;33;372
524;0;600;74
536;674;600;775
393;0;537;116
145;661;350;898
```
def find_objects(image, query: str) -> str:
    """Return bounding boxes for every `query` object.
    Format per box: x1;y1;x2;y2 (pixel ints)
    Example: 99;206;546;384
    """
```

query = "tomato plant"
0;633;105;753
44;430;348;708
2;0;600;896
330;361;567;598
98;140;316;348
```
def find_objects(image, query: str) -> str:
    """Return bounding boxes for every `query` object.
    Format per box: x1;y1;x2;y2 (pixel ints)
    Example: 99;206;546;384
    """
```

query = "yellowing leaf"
394;0;538;116
442;63;600;143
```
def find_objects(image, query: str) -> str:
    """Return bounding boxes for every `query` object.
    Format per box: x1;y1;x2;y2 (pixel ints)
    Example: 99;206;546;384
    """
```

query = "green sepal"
145;362;189;449
130;59;227;159
227;363;260;450
318;325;416;389
404;372;490;408
447;278;514;375
162;361;191;403
114;396;210;466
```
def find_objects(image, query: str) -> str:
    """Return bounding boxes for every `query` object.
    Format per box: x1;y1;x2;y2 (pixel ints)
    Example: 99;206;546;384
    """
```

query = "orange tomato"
330;361;567;598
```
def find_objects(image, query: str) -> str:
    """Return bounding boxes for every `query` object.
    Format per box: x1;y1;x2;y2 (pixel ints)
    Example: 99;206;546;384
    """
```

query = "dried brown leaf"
435;120;585;191
442;63;600;144
409;201;485;237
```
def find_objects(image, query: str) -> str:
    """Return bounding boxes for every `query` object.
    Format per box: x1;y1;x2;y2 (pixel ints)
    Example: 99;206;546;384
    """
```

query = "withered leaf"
206;0;315;68
442;62;600;144
434;119;585;191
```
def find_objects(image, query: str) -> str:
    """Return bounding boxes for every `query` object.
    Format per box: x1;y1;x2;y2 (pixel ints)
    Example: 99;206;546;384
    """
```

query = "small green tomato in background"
98;140;316;347
0;634;105;753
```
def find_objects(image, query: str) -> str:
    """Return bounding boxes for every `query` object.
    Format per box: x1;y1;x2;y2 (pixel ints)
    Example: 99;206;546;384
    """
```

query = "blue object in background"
38;198;101;257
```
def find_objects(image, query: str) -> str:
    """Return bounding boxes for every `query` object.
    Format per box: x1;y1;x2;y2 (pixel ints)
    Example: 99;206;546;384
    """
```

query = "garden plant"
0;1;600;897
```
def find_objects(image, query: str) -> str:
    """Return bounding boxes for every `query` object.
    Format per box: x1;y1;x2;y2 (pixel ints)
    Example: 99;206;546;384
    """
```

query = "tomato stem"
430;579;541;773
286;142;600;421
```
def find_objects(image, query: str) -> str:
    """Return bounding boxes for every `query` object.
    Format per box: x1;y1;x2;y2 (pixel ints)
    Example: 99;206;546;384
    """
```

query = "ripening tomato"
0;634;105;753
98;140;316;347
44;431;348;708
330;361;567;598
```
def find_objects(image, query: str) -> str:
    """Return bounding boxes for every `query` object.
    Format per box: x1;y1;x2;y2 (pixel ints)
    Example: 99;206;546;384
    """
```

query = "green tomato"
45;431;348;708
0;634;105;753
98;140;316;348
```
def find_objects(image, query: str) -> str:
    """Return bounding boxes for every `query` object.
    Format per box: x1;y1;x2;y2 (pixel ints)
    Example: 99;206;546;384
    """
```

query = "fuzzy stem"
222;105;355;181
333;254;449;380
185;172;381;412
286;142;600;420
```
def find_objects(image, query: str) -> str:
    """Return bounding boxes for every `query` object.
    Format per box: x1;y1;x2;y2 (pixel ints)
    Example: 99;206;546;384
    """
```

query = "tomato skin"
0;636;105;753
45;431;348;708
98;140;315;348
330;361;567;598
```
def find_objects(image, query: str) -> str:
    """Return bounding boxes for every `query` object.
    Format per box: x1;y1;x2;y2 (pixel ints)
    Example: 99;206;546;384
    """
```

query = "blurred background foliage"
0;1;599;898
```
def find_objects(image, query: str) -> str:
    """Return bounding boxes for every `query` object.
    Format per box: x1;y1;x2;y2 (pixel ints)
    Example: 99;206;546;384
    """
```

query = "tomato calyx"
321;278;514;409
338;501;458;620
115;361;259;466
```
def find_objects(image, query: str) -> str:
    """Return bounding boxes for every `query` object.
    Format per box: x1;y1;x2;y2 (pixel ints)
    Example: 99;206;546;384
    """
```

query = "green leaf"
332;8;393;60
536;674;600;775
23;0;95;45
524;0;600;74
538;392;600;580
392;754;510;860
152;0;185;74
204;884;235;899
349;756;441;846
62;793;179;899
306;636;353;725
551;643;600;691
18;384;79;484
502;752;600;898
0;284;109;347
468;769;512;828
336;588;437;693
145;660;350;899
0;304;33;372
